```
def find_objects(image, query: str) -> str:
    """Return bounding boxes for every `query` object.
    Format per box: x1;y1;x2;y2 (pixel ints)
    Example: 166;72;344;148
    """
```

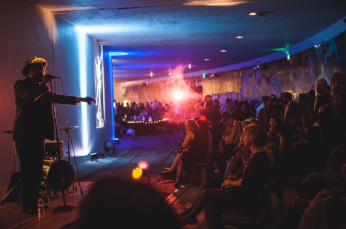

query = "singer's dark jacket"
12;77;78;140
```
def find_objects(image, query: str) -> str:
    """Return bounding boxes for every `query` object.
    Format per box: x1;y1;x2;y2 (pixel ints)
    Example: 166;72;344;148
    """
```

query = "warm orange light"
138;161;149;170
132;167;143;179
236;36;243;39
249;12;257;16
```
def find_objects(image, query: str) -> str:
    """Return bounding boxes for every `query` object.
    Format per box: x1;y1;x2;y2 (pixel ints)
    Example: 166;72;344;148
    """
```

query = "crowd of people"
103;72;346;228
157;72;346;228
14;56;346;228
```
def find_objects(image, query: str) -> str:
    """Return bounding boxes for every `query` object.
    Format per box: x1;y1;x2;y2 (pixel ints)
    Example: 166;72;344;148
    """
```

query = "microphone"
45;74;61;79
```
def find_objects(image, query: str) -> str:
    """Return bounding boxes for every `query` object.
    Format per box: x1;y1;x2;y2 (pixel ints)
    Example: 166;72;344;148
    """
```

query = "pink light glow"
138;161;149;170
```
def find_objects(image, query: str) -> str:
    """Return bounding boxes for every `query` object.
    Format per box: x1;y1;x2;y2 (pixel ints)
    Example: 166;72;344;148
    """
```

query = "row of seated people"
160;88;346;228
161;116;346;228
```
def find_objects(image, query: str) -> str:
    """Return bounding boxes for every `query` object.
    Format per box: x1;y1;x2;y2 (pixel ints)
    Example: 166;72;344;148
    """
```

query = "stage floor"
0;133;298;229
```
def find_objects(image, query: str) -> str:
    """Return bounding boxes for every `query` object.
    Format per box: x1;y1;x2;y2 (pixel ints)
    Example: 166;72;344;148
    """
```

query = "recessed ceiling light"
221;50;227;52
150;71;153;77
205;58;210;61
249;12;257;16
236;36;243;39
188;64;191;69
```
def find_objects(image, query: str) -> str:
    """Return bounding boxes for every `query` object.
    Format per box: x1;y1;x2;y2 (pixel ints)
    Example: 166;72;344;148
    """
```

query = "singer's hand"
42;74;54;84
81;97;96;105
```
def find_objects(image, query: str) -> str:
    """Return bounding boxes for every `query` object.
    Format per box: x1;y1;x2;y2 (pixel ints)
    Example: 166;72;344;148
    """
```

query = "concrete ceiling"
34;0;346;82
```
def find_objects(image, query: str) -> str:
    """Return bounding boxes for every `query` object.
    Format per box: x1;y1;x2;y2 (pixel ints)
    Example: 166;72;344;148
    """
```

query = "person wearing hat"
13;56;95;214
218;111;247;176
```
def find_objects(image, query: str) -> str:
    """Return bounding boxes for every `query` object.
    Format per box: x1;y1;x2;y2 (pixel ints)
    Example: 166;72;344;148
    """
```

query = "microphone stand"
50;79;75;211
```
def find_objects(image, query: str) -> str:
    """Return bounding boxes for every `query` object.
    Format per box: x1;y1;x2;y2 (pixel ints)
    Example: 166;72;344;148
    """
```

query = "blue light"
108;52;115;139
109;52;128;56
77;27;90;156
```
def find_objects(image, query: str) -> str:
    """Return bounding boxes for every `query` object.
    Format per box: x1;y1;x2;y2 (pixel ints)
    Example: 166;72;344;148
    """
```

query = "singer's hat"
22;56;47;76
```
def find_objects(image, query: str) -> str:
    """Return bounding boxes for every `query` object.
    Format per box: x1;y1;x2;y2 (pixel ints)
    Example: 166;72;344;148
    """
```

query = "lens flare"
174;91;184;100
132;167;143;179
138;161;149;170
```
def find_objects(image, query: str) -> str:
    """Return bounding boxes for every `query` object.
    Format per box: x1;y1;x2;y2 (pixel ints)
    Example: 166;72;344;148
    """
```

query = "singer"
12;56;95;214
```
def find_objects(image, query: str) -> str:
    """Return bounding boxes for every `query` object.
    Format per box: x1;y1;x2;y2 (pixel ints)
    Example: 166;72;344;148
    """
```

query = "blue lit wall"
53;16;114;159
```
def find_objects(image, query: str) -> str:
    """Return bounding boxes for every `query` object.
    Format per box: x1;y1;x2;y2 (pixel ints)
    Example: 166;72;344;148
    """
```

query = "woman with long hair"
161;119;208;187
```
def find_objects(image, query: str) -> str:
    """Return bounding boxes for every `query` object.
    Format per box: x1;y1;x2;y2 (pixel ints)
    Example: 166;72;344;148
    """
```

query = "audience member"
280;92;301;126
218;111;247;175
178;124;273;228
258;96;279;131
78;178;181;229
161;119;208;187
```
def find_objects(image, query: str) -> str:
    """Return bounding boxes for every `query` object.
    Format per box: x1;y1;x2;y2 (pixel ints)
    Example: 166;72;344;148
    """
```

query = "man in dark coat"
13;56;95;214
306;79;335;172
280;92;301;126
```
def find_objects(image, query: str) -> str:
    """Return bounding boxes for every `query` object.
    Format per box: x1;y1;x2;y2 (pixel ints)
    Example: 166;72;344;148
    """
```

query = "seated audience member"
330;72;346;148
178;124;273;228
218;111;247;175
270;186;346;229
161;119;208;187
258;96;278;131
78;178;181;229
301;134;346;199
298;186;346;229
